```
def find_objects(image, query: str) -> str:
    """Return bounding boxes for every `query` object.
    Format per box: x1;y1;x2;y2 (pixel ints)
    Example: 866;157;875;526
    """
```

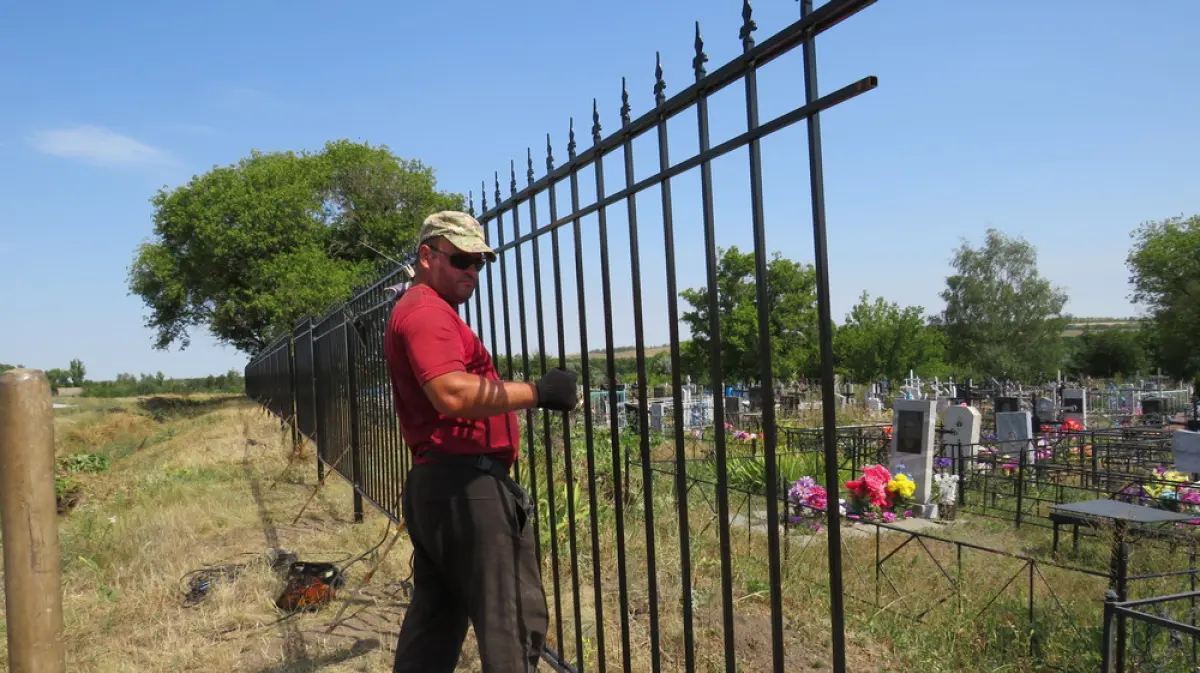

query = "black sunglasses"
429;247;487;271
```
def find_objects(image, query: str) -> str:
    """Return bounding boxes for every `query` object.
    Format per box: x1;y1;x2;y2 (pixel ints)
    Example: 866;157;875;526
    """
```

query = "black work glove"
535;368;578;411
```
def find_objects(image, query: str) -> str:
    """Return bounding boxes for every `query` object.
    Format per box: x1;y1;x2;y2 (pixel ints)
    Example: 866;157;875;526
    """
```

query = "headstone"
890;399;936;516
1033;396;1056;429
1172;430;1200;473
1062;388;1086;428
935;397;951;415
866;396;884;412
941;405;981;463
650;402;664;433
1142;397;1163;415
996;411;1034;465
995;396;1019;413
725;396;743;414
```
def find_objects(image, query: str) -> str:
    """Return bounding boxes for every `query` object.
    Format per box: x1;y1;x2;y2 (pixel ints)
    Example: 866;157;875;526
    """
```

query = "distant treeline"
81;370;245;398
2;361;244;398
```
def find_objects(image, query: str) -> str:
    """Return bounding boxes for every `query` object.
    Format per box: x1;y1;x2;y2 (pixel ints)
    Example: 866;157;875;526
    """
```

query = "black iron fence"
1104;590;1200;672
246;1;882;671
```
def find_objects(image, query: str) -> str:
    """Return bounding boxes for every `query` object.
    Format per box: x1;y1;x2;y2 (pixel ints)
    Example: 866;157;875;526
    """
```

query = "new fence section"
246;2;880;671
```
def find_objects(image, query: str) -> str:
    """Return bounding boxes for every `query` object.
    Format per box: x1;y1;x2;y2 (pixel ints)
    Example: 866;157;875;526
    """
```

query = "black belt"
420;450;510;480
419;451;533;521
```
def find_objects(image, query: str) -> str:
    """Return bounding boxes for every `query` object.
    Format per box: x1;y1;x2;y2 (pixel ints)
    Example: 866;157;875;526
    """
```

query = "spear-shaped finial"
481;180;488;213
568;118;577;159
494;171;501;206
620;77;631;127
468;190;475;216
526;148;535;185
654;52;667;107
546;133;555;173
693;22;709;81
509;160;517;196
591;99;602;145
739;0;757;52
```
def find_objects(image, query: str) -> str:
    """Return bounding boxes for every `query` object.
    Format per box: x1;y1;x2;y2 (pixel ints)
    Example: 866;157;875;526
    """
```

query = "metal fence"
246;1;881;671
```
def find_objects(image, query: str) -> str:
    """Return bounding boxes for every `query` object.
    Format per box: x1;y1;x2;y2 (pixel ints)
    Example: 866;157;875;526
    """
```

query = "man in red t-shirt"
384;210;577;673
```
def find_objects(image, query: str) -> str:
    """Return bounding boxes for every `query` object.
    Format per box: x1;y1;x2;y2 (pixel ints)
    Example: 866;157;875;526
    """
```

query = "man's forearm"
424;371;538;419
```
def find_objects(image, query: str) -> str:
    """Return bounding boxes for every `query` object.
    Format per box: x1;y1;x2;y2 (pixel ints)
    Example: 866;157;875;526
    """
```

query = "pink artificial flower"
883;512;897;523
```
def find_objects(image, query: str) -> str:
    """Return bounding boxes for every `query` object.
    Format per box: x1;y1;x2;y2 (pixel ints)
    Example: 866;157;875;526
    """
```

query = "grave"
941;404;981;463
1033;396;1056;430
1173;429;1200;473
650;402;664;433
1062;388;1086;428
935;397;951;415
890;399;937;518
997;411;1034;465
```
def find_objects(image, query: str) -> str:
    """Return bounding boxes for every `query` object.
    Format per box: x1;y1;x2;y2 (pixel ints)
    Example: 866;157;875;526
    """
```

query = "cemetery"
594;374;1200;671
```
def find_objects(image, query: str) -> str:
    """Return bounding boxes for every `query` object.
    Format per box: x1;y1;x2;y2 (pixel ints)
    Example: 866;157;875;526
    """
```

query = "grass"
516;412;1198;673
8;395;1192;671
1;394;419;672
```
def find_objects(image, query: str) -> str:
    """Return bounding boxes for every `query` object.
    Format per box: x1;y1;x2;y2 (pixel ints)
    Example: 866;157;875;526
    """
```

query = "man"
383;210;578;672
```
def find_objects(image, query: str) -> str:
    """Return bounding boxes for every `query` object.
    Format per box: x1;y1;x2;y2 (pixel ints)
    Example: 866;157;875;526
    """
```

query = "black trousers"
393;459;548;672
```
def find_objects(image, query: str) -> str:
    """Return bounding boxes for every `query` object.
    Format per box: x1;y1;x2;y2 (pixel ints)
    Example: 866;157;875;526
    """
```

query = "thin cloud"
30;125;170;168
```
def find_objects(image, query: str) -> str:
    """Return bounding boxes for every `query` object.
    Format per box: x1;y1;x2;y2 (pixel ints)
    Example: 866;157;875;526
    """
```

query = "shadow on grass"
138;394;242;422
250;637;380;673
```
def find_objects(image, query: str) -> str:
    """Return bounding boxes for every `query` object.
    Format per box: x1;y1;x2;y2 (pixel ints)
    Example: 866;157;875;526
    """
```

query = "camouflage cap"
417;211;497;261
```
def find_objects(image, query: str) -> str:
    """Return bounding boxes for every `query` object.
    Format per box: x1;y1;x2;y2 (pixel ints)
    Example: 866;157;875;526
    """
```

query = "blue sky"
1;0;1197;381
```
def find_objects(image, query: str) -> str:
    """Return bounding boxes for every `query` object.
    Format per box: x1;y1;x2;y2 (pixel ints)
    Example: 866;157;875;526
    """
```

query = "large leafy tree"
1127;214;1200;377
936;229;1069;380
835;291;947;382
129;140;463;354
1066;328;1147;379
680;246;819;386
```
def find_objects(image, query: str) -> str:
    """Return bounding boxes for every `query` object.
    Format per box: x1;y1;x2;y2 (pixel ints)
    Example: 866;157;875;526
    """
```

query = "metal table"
1049;498;1196;669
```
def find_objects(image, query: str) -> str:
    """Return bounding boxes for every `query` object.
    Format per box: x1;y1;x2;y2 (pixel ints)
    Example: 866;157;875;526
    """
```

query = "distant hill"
1063;317;1140;337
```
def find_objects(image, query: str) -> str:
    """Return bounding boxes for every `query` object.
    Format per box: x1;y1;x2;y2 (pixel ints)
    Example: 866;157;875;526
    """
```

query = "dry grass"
4;395;1177;671
1;395;421;672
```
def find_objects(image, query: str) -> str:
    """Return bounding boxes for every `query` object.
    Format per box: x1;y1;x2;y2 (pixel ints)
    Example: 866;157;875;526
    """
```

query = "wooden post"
0;369;66;673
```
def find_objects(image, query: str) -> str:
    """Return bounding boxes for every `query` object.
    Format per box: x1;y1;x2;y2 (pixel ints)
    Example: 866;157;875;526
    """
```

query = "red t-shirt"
383;284;520;467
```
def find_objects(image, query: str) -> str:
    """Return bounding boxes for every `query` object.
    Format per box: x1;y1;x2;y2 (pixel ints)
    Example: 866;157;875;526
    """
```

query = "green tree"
1067;328;1147;379
68;358;86;387
45;368;71;390
0;363;22;374
128;140;463;354
835;291;947;382
680;246;819;386
936;229;1069;380
1126;214;1200;377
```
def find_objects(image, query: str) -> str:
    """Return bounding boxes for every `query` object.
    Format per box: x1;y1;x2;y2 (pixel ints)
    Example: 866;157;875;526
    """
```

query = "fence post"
1015;440;1025;529
312;334;325;484
287;336;299;455
1100;589;1117;673
0;369;66;673
345;323;364;524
